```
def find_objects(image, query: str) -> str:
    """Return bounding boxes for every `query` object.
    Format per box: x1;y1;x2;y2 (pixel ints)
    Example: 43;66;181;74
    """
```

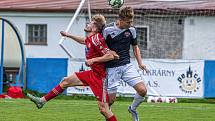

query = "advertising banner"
67;59;204;98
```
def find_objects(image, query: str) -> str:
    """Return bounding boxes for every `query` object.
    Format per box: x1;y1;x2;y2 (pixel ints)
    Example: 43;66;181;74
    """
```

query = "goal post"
59;0;87;58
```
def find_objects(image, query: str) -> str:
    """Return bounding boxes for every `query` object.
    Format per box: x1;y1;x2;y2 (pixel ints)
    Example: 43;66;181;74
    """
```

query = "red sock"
107;115;117;121
44;85;64;101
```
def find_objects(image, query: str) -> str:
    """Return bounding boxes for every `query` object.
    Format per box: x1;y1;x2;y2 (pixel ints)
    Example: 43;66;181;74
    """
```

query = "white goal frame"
58;0;86;58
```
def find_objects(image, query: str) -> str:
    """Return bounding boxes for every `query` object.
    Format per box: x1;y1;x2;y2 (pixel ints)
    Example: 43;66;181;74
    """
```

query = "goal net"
61;0;215;97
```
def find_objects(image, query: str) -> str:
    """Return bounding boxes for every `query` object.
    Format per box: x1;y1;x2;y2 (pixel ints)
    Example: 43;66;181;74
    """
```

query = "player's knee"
60;77;71;88
99;109;106;116
134;82;147;97
138;86;147;97
98;105;114;119
98;106;107;116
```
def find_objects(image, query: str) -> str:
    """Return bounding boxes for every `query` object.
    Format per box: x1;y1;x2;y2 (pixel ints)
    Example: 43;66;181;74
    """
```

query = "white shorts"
107;63;143;94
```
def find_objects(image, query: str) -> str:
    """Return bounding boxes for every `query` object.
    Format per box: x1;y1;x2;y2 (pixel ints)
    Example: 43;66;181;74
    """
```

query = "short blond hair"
119;6;134;20
92;14;106;32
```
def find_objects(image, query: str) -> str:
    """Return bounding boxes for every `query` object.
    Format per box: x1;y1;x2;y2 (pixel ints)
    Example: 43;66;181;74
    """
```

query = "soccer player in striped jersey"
27;14;118;121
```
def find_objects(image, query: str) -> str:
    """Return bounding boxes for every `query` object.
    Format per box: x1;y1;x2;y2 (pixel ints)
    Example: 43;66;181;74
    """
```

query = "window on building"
136;27;148;50
26;24;47;45
130;26;149;57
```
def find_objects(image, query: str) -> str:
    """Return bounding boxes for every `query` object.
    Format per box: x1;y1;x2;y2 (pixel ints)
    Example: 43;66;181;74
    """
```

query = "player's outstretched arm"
132;45;149;73
60;31;85;45
85;51;119;66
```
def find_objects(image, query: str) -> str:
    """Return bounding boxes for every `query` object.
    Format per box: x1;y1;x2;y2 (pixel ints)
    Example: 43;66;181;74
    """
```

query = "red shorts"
75;70;108;102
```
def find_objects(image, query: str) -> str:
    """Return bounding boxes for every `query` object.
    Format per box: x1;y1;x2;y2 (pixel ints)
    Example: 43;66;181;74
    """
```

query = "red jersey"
75;33;110;102
85;33;109;78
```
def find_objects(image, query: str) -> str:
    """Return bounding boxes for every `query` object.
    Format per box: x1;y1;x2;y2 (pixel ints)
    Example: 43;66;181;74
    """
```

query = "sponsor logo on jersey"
124;31;131;37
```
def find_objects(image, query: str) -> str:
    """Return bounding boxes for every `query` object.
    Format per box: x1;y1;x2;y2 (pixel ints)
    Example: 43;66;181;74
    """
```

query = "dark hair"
119;6;134;20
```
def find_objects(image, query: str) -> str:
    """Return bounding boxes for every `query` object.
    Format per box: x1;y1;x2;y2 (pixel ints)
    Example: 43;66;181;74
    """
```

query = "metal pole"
88;0;92;22
59;0;86;58
1;18;26;89
0;19;5;94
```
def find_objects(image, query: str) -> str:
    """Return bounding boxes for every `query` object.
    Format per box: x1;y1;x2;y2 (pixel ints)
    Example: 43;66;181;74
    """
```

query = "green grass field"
0;99;215;121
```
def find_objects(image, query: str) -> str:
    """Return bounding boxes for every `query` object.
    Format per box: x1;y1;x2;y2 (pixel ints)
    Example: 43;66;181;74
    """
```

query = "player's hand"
139;64;149;73
85;59;94;67
109;50;119;59
60;31;69;37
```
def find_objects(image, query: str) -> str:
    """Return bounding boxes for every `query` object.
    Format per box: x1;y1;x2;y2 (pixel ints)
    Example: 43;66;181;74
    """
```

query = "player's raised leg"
27;73;83;109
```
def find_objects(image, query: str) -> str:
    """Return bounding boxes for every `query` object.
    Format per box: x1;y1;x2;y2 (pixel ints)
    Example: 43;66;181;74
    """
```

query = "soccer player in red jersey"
27;14;118;121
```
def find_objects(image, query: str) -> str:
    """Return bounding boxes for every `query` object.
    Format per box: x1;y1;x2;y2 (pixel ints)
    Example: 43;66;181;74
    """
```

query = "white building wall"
183;17;215;60
2;12;215;61
0;12;86;59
